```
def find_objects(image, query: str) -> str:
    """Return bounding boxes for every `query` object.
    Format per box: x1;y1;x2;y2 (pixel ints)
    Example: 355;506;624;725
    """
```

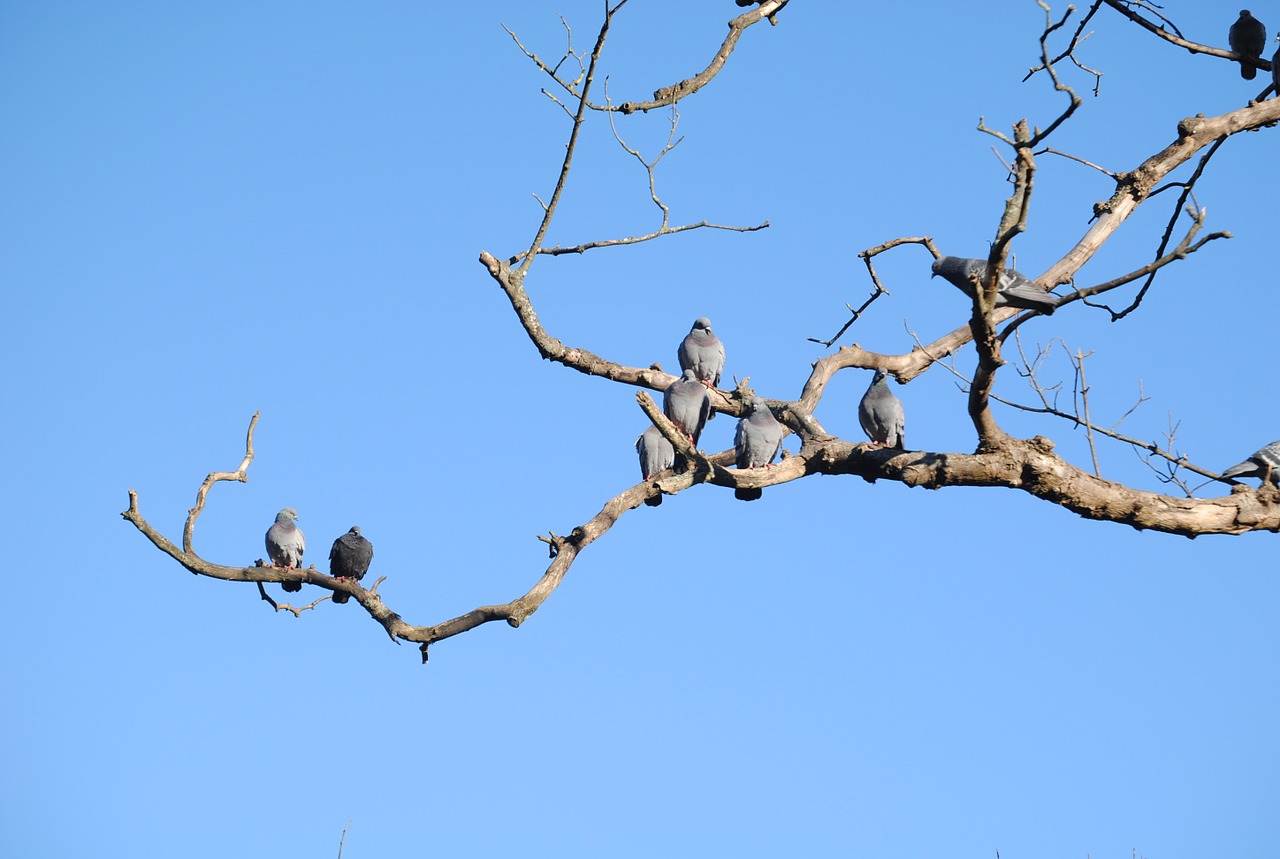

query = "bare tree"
123;0;1280;663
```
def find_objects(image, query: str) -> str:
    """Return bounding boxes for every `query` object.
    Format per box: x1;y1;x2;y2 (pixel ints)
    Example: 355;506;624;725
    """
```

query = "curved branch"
607;1;789;114
184;411;258;554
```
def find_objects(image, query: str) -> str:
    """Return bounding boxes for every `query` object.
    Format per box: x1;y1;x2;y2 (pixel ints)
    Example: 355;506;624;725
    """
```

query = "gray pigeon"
1219;440;1280;486
678;316;725;391
636;425;676;507
858;368;906;450
663;368;712;448
931;256;1059;315
265;507;305;592
733;397;785;501
329;526;373;604
1230;10;1267;80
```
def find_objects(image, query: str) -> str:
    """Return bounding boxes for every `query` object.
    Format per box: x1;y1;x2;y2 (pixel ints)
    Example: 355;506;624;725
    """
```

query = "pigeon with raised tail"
931;256;1059;315
1220;440;1280;486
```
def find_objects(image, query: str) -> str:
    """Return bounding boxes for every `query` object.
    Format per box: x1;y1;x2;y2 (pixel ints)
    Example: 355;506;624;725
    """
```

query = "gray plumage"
677;317;725;389
931;256;1059;315
1230;10;1266;80
733;397;784;501
663;369;711;447
636;424;676;507
858;368;906;449
329;526;373;604
1220;440;1280;486
265;507;305;592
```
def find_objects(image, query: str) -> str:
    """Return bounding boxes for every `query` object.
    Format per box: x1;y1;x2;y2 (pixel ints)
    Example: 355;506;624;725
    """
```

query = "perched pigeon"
1230;10;1267;80
328;526;373;604
1219;440;1280;486
636;425;676;507
265;507;305;592
733;397;785;501
663;369;712;447
678;317;725;389
931;256;1059;315
1273;34;1279;93
858;368;906;450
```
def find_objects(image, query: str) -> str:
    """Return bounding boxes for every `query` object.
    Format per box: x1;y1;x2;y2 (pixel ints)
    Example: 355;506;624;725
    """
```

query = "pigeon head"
682;369;700;382
692;317;713;332
749;397;769;414
347;526;361;536
872;367;889;384
276;508;298;524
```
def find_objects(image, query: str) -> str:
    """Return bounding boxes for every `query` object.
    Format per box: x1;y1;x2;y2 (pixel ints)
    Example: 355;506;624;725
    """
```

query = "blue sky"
3;2;1278;856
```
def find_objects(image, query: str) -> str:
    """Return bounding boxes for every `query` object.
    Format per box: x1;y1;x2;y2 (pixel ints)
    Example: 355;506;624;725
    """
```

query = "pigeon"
733;397;785;501
931;256;1059;315
265;508;305;592
636;425;676;507
858;368;906;449
663;369;712;448
678;317;725;389
1219;440;1280;486
328;526;373;604
1273;34;1280;93
1230;10;1267;80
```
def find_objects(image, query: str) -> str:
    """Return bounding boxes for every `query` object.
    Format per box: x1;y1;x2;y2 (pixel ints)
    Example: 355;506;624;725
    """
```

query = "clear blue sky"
3;2;1277;856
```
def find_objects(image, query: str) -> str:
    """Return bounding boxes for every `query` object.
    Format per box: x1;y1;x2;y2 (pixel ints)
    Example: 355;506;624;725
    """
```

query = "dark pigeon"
329;526;373;604
733;397;785;501
663;369;712;448
1220;440;1280;486
636;424;676;507
678;317;725;389
931;256;1059;315
265;508;305;592
1272;34;1279;93
858;368;906;450
1230;10;1267;80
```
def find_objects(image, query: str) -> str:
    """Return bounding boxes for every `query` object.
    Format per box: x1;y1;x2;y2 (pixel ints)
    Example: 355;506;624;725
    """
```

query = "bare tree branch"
808;237;940;348
1101;0;1274;80
126;4;1280;666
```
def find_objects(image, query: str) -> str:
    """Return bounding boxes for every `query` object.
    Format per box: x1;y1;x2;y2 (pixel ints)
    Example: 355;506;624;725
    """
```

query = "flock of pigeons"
638;256;1054;504
251;17;1276;595
264;509;372;602
1229;10;1279;87
637;253;1280;506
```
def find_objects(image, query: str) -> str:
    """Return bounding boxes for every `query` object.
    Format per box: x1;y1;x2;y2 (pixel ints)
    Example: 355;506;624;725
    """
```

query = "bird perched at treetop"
858;368;906;450
265;508;305;592
733;397;785;501
1230;10;1267;80
931;256;1060;315
678;317;725;390
329;526;373;604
